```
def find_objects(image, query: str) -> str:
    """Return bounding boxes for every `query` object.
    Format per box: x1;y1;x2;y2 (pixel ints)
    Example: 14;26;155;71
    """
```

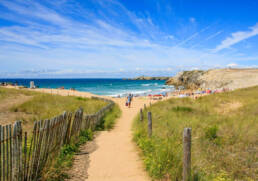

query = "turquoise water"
0;79;174;97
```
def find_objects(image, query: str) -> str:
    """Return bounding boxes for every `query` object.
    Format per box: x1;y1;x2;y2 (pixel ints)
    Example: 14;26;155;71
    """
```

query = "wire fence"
0;97;114;181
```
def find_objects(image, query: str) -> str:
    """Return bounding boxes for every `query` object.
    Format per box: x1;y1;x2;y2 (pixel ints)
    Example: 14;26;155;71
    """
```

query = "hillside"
166;68;258;89
133;86;258;180
0;87;107;132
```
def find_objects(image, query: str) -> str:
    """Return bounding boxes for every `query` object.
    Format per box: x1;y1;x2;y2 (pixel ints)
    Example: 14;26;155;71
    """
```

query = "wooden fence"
142;111;192;181
0;97;114;181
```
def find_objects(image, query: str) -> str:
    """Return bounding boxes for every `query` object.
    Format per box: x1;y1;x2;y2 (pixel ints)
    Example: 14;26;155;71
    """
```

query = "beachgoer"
127;94;133;108
126;95;129;107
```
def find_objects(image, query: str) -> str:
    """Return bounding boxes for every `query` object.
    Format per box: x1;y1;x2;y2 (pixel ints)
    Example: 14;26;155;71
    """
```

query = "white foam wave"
142;84;151;87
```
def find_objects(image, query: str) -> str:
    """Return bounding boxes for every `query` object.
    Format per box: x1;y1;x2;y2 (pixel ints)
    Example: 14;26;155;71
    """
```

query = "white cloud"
227;63;238;67
0;0;69;26
205;31;223;41
176;25;211;46
214;23;258;52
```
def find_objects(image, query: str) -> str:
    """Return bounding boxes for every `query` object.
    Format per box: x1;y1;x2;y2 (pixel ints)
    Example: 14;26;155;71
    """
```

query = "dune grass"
0;87;108;126
0;87;36;100
133;86;258;181
102;104;121;130
10;94;108;120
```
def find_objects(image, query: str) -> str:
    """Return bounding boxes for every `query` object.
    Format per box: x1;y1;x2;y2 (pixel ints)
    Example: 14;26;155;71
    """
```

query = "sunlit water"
0;78;174;97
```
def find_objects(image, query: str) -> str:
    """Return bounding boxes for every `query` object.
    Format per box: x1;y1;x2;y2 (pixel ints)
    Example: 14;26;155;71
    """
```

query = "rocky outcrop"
166;68;258;90
126;76;170;80
165;70;205;89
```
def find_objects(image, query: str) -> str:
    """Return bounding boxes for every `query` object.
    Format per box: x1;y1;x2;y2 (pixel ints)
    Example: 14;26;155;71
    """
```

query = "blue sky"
0;0;258;78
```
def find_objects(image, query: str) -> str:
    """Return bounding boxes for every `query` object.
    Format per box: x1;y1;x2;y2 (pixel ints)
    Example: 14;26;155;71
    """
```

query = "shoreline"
0;79;174;98
1;84;231;101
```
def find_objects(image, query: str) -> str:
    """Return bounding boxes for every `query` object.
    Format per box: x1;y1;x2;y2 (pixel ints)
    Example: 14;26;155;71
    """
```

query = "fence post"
147;112;152;137
2;125;5;181
0;125;1;180
183;128;191;181
140;108;143;122
144;104;146;110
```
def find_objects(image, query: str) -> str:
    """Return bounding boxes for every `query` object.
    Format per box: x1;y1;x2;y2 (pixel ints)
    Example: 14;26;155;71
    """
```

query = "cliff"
166;68;258;89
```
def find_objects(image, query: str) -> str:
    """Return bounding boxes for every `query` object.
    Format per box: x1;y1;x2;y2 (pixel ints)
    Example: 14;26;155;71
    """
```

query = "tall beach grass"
133;86;258;181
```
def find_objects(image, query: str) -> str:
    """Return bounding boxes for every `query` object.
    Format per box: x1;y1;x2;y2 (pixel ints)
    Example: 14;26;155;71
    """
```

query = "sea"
0;79;174;97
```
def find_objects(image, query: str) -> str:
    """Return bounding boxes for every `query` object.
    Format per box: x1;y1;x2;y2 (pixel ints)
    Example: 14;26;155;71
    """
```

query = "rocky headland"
166;68;258;90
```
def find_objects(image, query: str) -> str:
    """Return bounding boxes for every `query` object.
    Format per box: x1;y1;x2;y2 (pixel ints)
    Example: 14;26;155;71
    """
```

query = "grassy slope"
0;87;107;123
0;87;36;100
133;86;258;181
11;95;107;119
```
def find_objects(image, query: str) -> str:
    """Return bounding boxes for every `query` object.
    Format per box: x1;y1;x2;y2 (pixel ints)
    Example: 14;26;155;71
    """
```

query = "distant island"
124;76;170;80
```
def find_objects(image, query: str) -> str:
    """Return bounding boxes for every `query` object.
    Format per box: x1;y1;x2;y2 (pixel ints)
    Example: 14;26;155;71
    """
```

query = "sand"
85;97;150;181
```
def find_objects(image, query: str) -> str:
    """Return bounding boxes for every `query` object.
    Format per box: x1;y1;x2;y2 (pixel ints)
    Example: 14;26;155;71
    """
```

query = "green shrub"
205;125;218;140
102;104;121;130
172;106;193;112
60;144;78;159
78;129;93;144
76;97;87;101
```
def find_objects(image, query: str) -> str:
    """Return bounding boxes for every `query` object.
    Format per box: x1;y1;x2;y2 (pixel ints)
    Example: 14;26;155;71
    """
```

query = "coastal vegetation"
133;86;258;180
0;87;107;132
101;104;121;130
42;129;94;180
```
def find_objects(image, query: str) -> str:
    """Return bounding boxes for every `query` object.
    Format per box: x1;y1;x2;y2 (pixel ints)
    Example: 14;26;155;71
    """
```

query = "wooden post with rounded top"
183;128;191;181
140;109;143;121
147;112;152;137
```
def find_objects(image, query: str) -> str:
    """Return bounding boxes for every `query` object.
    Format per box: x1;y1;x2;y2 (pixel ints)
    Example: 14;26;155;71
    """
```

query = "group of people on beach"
126;93;133;108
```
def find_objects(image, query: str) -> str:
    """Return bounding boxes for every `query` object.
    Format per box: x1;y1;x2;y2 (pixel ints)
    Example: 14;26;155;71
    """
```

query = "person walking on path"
127;93;133;108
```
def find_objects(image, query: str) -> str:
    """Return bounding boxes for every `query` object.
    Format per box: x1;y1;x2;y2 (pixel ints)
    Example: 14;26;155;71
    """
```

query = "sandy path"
86;97;150;181
4;86;151;180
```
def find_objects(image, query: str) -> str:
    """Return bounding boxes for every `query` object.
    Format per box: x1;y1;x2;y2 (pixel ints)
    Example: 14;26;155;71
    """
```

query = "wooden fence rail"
0;97;114;181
